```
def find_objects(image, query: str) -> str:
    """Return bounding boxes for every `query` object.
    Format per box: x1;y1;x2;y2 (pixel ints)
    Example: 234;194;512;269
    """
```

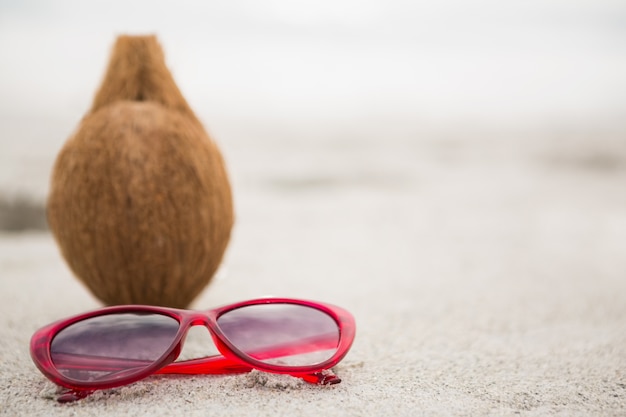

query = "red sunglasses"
30;298;356;403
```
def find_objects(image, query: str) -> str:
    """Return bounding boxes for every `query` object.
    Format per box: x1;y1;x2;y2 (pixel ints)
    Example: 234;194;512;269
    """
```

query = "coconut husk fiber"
47;35;234;308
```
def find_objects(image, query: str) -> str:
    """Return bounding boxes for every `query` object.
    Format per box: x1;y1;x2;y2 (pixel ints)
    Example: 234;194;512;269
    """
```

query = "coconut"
47;35;234;308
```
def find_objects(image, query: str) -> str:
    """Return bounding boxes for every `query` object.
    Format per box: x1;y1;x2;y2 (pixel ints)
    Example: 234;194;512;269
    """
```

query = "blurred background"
1;4;625;412
0;0;625;232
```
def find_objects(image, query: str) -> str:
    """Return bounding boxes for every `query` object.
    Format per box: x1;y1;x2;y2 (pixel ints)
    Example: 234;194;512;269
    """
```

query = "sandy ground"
1;124;625;416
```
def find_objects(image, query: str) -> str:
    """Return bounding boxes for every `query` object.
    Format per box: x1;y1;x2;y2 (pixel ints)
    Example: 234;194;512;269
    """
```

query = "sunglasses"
30;298;356;402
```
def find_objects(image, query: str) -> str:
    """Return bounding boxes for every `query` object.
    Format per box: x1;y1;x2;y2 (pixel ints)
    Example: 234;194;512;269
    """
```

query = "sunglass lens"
50;313;179;382
216;304;340;367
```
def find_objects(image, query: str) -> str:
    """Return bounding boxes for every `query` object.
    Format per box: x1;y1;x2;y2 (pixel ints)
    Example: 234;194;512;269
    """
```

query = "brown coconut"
47;35;234;308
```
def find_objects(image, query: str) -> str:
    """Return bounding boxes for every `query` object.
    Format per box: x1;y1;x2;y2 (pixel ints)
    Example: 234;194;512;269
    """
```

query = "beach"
1;1;625;415
2;125;625;416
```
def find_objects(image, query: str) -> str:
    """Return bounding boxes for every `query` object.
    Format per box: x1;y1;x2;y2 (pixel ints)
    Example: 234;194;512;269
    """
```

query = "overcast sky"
1;0;625;129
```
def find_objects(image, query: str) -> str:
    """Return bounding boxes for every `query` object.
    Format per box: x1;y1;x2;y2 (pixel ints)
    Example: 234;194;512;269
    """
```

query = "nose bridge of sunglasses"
177;323;221;361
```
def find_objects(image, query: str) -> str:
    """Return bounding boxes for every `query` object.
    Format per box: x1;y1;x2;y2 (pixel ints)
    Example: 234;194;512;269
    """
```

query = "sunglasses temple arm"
159;331;338;375
298;369;341;385
160;330;338;375
156;354;253;375
159;355;340;385
158;334;342;384
56;388;96;403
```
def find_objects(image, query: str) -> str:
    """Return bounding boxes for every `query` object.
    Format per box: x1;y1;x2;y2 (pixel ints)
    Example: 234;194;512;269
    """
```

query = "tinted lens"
216;304;340;367
50;313;179;382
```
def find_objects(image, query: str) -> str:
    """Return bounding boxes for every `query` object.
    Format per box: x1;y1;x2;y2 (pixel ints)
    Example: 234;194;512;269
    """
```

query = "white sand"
1;128;625;416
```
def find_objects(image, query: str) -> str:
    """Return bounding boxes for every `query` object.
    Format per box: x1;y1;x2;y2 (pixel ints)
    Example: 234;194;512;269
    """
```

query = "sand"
1;126;625;416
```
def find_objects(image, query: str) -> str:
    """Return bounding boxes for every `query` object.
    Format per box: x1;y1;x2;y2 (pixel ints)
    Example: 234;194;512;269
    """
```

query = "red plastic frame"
30;298;356;402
